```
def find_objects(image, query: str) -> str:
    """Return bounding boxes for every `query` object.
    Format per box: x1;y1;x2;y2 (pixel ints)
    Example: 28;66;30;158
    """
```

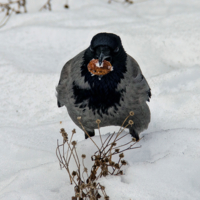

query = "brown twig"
108;0;134;4
39;0;51;11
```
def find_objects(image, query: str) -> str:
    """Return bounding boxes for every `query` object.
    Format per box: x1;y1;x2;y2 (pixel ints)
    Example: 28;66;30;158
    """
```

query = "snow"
0;0;200;199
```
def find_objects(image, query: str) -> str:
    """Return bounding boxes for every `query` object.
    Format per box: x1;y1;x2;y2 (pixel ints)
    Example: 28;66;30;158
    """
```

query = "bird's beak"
98;52;110;66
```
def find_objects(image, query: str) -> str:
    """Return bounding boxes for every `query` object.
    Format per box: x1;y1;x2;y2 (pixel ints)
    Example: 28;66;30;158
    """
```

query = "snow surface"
0;0;200;199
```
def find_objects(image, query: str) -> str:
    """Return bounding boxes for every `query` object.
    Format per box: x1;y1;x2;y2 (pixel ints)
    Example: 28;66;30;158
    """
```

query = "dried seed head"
128;120;134;126
119;170;123;175
97;193;101;198
132;137;136;142
114;163;120;169
101;186;105;190
60;128;68;141
64;4;69;9
105;157;109;162
72;171;77;176
102;171;108;177
60;128;67;136
109;161;115;166
115;148;120;153
121;160;127;165
105;196;109;200
96;119;101;124
84;167;88;173
119;153;124;158
71;141;77;146
62;133;67;137
92;182;97;187
95;160;101;166
111;142;117;146
72;129;76;134
80;183;86;189
95;155;101;160
82;154;86;159
77;116;81;120
129;111;134;116
90;173;96;180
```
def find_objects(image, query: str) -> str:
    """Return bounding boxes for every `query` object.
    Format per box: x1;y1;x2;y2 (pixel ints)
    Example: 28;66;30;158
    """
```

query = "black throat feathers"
72;47;127;116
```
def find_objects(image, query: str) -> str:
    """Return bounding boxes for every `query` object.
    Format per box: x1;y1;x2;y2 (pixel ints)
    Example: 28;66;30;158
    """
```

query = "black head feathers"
90;33;122;51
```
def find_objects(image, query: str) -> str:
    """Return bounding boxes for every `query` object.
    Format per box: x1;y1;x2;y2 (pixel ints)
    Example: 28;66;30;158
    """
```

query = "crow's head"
83;32;127;75
89;33;122;66
81;33;127;90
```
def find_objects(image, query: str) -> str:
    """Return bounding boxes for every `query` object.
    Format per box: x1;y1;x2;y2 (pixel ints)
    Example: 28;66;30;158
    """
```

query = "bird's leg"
85;130;95;139
129;127;139;141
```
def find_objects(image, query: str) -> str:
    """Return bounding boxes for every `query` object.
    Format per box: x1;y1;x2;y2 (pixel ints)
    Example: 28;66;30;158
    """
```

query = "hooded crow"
56;33;151;141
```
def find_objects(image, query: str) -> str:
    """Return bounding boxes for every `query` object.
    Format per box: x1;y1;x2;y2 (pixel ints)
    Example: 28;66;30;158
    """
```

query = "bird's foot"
85;130;95;139
129;129;139;141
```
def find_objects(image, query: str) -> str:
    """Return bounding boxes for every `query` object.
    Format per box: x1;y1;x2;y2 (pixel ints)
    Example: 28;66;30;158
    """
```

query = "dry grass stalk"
39;0;51;11
108;0;134;4
56;111;142;200
0;0;26;27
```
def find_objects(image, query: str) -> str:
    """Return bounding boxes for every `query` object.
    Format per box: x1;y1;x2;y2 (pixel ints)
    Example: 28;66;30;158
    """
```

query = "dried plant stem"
57;111;141;200
74;148;80;167
56;141;64;166
0;10;12;27
39;0;51;11
102;124;130;157
119;114;131;131
115;145;141;154
67;144;79;169
108;0;134;3
113;140;134;149
97;121;104;150
115;132;130;141
117;123;129;137
0;0;27;27
96;133;111;155
100;132;115;154
78;118;100;151
56;141;74;184
66;132;75;161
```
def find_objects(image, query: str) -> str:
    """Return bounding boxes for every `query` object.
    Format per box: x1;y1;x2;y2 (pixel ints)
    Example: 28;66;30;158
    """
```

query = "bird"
56;32;151;141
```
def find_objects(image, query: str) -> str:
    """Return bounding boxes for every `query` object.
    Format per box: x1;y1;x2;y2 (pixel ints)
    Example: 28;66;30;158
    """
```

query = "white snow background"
0;0;200;199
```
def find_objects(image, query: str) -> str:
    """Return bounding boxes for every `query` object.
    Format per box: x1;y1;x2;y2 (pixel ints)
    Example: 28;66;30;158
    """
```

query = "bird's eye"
114;47;119;53
90;47;94;52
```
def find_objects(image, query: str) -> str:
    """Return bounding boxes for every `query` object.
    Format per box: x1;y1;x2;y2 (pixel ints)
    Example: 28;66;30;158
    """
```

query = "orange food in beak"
87;59;113;76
